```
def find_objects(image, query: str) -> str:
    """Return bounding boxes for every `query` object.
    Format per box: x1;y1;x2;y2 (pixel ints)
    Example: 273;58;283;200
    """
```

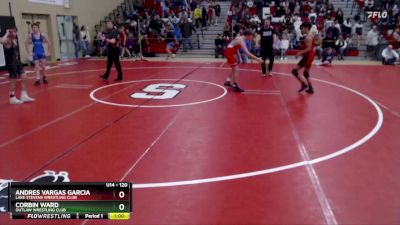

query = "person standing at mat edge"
259;19;277;77
25;22;52;86
291;22;315;94
0;28;35;104
100;21;123;82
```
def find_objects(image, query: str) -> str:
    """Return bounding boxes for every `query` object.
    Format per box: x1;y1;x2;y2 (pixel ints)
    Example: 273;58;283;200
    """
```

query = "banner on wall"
28;0;64;6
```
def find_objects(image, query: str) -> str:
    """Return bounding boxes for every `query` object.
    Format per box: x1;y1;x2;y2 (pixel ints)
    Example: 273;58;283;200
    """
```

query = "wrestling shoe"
43;76;48;84
306;86;314;94
298;82;308;93
224;81;233;87
21;92;35;103
233;86;244;93
99;75;108;80
10;97;23;105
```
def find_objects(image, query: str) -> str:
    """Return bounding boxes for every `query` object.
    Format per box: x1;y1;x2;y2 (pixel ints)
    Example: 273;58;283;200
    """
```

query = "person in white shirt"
353;21;363;47
80;26;91;58
381;45;399;65
335;35;347;60
294;17;302;41
308;9;317;23
366;25;379;59
324;18;334;31
249;14;261;26
311;23;319;36
342;18;352;37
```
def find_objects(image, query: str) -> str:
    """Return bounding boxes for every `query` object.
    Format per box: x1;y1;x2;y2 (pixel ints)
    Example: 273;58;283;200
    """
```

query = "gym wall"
0;0;124;63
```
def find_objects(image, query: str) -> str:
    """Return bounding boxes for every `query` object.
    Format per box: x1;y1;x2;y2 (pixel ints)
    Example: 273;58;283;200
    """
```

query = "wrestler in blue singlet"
32;32;46;61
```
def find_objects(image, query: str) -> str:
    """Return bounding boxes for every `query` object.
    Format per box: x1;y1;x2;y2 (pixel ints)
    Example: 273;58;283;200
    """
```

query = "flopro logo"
367;11;388;19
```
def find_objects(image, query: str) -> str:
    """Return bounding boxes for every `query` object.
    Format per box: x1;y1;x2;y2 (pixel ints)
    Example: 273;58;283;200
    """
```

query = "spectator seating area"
92;0;400;60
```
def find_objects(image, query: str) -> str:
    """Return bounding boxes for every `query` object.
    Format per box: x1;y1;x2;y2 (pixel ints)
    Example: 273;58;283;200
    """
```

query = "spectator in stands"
208;4;216;26
280;29;290;60
388;28;400;47
223;21;231;37
353;20;363;48
364;0;375;13
382;44;399;65
334;20;341;32
300;1;311;17
320;47;335;66
326;3;335;18
315;33;324;59
149;15;162;41
194;5;202;28
335;8;344;25
126;32;137;57
294;16;303;41
285;29;295;48
164;26;178;59
201;5;208;30
181;18;196;52
115;15;122;28
173;23;182;44
335;34;347;60
288;0;296;15
215;33;224;58
80;26;91;57
161;0;167;18
327;22;340;40
322;31;336;49
342;18;352;38
214;1;221;25
250;14;261;29
366;25;380;59
311;22;319;36
119;25;131;59
324;17;334;31
276;1;287;17
309;9;317;23
308;0;316;10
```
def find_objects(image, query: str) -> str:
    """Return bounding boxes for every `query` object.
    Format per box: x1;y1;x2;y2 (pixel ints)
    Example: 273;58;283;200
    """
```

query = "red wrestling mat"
0;60;399;224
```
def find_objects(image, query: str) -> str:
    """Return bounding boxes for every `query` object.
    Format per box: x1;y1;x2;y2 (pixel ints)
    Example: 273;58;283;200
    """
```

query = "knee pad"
304;71;310;79
291;69;299;77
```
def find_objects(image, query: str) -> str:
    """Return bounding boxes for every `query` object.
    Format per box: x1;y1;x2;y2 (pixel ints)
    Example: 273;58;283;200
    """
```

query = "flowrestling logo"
367;11;388;19
0;171;70;212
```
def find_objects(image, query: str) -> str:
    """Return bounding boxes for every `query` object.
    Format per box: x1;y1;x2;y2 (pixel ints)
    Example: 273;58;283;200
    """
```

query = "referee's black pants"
261;47;274;74
104;47;123;80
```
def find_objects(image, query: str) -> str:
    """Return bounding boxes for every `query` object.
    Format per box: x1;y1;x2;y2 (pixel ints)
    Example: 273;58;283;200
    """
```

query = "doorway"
57;15;76;59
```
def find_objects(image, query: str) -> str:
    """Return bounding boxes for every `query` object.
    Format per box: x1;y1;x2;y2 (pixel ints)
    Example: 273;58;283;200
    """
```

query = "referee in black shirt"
100;21;123;81
259;19;277;77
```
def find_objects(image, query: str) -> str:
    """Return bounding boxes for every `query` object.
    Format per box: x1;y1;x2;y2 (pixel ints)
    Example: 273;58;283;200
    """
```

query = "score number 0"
118;190;127;211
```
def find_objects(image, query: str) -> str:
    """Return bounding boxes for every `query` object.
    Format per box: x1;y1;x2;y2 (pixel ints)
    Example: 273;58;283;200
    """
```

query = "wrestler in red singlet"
291;22;315;94
223;30;263;93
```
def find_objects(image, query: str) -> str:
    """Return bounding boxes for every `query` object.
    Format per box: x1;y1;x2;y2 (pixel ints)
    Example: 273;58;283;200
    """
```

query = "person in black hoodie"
201;5;208;30
100;21;123;82
215;33;224;58
214;1;221;25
